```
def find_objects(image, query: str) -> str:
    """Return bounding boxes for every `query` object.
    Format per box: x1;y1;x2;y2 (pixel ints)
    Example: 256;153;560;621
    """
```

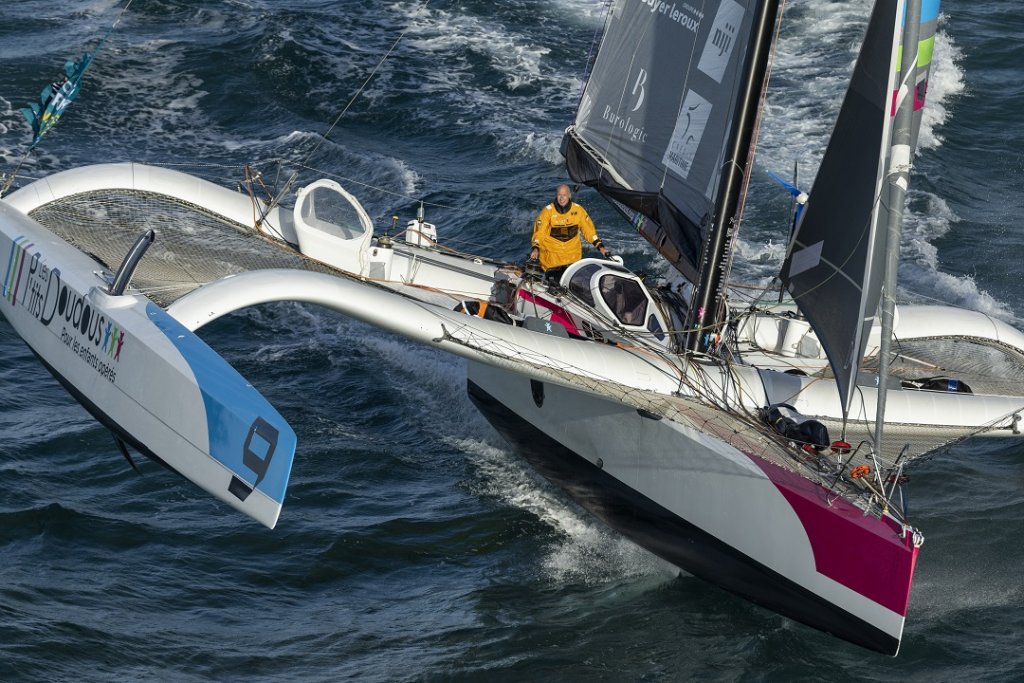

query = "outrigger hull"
0;201;297;528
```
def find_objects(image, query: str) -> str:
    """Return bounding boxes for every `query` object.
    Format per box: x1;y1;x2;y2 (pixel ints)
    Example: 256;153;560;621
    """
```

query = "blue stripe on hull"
146;303;295;504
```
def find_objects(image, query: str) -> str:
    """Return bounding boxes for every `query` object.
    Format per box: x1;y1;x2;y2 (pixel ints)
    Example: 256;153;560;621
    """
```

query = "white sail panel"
697;0;745;83
663;90;713;179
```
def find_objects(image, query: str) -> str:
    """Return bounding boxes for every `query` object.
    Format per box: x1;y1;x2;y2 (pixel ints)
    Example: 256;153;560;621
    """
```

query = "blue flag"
20;52;94;147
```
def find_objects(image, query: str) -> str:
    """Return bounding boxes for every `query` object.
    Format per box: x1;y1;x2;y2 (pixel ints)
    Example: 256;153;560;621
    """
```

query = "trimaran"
2;0;1023;655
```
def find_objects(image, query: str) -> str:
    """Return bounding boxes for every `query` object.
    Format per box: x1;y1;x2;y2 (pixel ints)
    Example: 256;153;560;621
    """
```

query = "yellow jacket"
531;201;601;271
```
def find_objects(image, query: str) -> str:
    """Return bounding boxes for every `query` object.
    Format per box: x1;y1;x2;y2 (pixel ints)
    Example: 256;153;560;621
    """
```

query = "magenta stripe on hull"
516;290;580;336
749;455;919;616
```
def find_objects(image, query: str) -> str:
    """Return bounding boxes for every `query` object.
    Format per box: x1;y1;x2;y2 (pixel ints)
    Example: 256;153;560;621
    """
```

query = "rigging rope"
265;0;433;219
1;0;134;198
572;0;615;111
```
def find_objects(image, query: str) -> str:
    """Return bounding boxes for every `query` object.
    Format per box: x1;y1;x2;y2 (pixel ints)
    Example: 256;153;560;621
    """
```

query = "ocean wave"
460;437;669;586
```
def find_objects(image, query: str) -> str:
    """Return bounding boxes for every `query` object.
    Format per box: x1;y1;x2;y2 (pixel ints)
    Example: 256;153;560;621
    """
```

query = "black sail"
781;0;904;416
563;0;765;283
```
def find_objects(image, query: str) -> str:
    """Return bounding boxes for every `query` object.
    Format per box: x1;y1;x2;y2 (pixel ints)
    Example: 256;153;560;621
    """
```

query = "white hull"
0;201;296;528
467;362;917;654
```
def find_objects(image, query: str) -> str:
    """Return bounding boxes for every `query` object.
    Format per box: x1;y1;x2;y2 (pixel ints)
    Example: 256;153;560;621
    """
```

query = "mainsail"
563;0;777;284
781;0;939;417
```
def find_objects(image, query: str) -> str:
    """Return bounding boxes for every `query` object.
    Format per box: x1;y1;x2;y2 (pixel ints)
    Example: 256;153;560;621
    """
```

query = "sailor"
528;184;610;282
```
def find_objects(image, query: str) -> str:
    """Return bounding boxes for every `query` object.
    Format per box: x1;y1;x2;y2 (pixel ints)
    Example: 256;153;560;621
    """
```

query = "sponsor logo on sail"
663;89;712;179
602;105;648;144
599;66;651;143
697;0;744;84
640;0;703;34
631;68;648;112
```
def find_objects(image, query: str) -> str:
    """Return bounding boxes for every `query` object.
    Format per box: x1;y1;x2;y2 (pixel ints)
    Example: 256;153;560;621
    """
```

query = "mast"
873;0;921;451
686;0;782;353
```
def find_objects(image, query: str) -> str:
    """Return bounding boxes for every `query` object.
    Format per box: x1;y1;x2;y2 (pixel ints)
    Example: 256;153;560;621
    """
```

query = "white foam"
523;130;567;166
395;3;549;91
759;2;962;173
224;129;424;213
459;436;672;585
73;39;211;149
744;3;1006;318
897;175;1015;320
918;23;964;151
551;0;614;23
385;157;422;197
382;2;588;164
85;0;122;11
731;235;790;280
0;95;16;163
758;0;873;175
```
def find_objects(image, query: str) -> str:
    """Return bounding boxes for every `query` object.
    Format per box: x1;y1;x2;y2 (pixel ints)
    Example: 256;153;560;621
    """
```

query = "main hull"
467;361;920;655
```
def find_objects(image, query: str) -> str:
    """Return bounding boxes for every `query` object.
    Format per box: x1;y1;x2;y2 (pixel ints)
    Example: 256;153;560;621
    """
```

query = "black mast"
686;0;782;352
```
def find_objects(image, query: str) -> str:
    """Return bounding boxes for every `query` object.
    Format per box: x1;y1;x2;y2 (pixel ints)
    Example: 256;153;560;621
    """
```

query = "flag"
20;52;94;147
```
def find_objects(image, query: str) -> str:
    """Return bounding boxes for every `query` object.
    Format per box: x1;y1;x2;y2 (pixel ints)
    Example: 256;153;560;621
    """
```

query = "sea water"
0;1;1021;680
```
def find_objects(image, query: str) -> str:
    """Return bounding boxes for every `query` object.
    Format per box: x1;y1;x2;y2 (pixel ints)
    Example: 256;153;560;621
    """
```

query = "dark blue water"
1;1;1022;680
